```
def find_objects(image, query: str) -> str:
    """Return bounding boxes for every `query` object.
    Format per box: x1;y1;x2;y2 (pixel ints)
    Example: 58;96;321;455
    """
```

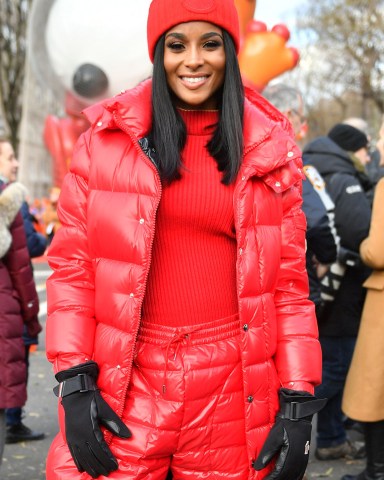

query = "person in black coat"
303;124;372;461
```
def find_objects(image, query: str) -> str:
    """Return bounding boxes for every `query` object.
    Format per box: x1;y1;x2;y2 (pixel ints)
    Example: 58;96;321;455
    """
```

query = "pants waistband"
138;313;240;395
138;313;240;346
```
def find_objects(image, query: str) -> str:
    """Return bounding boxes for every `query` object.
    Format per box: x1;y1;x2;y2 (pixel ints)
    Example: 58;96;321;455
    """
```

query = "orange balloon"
234;1;300;91
234;0;257;36
238;22;300;91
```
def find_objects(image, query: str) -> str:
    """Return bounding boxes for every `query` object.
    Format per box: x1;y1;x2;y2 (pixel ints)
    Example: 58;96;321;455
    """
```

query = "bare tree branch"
298;0;384;117
0;0;32;149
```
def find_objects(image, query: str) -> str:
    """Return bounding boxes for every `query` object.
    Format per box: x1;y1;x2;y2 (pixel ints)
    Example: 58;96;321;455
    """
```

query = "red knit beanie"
147;0;240;62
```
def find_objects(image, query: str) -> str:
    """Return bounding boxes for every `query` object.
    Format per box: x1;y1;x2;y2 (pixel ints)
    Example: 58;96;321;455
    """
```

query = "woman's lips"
180;75;209;89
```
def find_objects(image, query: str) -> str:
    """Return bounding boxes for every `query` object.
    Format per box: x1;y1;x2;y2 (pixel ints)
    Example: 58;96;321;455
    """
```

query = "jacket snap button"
129;293;134;298
139;218;145;224
287;151;294;158
27;302;33;308
97;121;103;127
243;324;249;331
275;181;281;188
247;395;254;403
242;175;246;181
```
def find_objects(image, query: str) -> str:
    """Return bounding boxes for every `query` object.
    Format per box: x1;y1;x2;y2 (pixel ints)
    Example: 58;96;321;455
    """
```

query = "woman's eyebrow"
165;32;223;40
165;32;185;40
201;32;223;40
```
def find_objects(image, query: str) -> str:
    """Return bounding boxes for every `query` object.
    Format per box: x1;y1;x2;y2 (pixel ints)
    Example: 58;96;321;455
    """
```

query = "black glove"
253;388;327;480
54;361;131;478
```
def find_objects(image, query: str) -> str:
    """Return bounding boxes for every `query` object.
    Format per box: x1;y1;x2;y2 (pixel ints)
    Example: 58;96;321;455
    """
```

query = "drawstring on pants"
162;328;200;394
163;332;185;393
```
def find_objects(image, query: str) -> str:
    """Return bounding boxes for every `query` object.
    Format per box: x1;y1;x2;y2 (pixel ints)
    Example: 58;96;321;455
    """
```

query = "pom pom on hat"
328;123;369;153
147;0;240;62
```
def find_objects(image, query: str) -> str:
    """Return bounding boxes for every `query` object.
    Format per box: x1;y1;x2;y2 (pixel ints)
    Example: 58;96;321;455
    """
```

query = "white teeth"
182;76;207;84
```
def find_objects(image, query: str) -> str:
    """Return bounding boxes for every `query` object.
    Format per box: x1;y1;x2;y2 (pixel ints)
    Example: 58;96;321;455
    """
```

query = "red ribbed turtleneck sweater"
141;109;238;327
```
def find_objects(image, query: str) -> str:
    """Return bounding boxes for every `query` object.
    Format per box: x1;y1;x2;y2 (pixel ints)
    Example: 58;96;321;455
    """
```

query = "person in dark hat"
328;123;371;172
302;125;372;461
342;116;384;186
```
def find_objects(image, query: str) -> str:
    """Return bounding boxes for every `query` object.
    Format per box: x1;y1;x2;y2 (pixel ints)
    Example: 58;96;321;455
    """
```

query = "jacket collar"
84;79;300;179
84;79;152;138
241;87;300;178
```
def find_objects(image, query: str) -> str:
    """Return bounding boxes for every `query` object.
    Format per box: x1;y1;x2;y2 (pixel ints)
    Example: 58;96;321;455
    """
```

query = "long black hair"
151;30;244;185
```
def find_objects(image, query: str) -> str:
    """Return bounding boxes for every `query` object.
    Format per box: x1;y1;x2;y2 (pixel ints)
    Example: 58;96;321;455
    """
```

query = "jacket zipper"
234;142;270;467
112;111;163;422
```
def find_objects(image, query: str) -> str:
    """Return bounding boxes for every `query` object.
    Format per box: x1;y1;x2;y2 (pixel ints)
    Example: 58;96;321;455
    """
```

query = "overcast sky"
255;0;305;31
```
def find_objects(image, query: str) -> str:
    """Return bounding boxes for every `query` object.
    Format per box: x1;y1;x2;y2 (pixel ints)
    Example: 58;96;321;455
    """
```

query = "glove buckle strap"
282;397;328;420
287;401;299;421
78;373;92;393
53;373;97;397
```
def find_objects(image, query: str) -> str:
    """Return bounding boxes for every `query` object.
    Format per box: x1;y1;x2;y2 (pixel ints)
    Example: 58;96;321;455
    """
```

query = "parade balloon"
234;0;299;91
239;21;300;91
45;0;152;103
32;0;152;187
234;0;257;36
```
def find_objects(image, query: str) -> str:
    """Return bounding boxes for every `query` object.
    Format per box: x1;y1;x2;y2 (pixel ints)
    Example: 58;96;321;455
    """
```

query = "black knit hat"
328;123;369;152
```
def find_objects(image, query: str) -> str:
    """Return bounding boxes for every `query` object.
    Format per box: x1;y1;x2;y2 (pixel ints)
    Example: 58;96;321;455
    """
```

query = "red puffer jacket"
0;184;40;409
46;79;321;479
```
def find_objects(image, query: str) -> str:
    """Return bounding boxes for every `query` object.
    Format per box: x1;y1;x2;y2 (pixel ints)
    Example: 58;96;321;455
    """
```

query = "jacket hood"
303;136;356;177
0;182;27;258
83;79;300;179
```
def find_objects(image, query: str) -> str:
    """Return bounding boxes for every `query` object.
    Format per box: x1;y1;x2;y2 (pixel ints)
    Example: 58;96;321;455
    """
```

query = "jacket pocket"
263;159;304;194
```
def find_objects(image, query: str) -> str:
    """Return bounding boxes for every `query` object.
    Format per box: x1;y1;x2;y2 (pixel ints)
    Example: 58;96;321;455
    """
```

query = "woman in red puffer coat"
46;1;324;479
0;182;41;464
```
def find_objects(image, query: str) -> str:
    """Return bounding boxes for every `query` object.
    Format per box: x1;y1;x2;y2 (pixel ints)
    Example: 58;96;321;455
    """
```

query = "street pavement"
0;259;366;480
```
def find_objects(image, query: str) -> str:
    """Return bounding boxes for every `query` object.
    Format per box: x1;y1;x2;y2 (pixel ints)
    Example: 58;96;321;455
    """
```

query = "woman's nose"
184;46;204;69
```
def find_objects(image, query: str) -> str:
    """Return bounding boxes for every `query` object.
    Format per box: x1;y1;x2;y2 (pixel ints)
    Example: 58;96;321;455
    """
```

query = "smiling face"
163;21;226;110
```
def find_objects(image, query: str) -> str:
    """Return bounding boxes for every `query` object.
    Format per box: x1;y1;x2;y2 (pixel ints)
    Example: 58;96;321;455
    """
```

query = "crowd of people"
0;1;383;479
264;83;384;479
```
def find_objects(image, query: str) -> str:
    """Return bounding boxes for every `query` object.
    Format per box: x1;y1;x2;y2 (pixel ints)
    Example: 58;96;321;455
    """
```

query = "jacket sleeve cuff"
281;381;315;395
52;355;95;375
55;361;99;383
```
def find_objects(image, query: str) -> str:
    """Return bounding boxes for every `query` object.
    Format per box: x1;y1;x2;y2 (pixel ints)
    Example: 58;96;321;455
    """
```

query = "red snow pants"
117;314;250;479
46;314;251;480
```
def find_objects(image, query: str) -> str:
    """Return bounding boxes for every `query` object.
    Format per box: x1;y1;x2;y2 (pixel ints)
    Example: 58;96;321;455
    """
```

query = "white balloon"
45;0;153;101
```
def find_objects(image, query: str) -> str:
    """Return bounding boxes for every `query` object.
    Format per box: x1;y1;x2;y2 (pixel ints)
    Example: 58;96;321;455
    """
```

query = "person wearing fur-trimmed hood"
0;182;41;464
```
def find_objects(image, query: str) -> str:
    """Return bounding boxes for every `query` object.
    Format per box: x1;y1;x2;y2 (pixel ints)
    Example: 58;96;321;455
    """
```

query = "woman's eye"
203;40;222;49
167;42;185;51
